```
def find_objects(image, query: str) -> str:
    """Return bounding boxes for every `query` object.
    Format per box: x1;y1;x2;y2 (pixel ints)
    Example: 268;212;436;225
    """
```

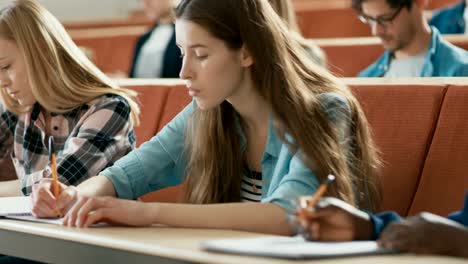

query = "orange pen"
48;136;62;217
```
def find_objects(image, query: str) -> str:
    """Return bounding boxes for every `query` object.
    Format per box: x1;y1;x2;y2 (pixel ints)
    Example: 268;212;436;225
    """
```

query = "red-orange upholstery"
70;26;146;74
350;82;446;215
297;8;371;38
409;84;468;216
122;84;170;146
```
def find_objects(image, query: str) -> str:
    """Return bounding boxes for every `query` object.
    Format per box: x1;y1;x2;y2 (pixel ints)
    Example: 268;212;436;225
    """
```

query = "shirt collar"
427;26;439;58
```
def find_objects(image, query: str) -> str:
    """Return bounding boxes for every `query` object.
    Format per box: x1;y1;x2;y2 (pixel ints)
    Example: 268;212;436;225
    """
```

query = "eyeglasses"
358;5;404;28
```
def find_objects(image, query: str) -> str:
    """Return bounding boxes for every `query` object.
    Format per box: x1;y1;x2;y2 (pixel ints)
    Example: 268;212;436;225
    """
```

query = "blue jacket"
370;193;468;240
358;27;468;77
429;1;465;34
129;23;182;78
100;93;350;212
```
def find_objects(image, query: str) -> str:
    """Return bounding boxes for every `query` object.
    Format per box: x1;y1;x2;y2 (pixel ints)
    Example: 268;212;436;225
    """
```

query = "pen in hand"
297;174;336;221
48;136;62;217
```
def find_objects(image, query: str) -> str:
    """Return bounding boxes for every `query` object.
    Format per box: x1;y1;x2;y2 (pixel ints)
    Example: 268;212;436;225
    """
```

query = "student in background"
32;0;381;235
430;0;466;34
268;0;326;66
353;0;468;77
0;0;139;197
129;0;182;78
302;194;468;258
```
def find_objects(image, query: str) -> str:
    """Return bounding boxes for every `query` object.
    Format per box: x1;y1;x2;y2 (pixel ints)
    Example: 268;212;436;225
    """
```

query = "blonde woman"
268;0;326;65
32;0;381;235
0;0;140;197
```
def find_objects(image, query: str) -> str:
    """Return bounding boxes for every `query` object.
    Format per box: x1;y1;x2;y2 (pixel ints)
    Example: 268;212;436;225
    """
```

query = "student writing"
32;0;381;235
0;0;140;197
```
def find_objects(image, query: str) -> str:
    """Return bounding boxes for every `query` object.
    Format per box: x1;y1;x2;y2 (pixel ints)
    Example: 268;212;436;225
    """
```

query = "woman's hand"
31;178;78;218
379;212;468;257
63;196;156;228
303;197;373;241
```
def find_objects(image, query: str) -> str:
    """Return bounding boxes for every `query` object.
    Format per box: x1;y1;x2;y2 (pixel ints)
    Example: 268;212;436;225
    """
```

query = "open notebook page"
201;236;396;259
0;196;32;216
0;196;63;225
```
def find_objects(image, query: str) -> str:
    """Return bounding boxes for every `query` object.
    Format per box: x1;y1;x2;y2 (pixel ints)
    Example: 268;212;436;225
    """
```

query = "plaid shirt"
0;94;136;195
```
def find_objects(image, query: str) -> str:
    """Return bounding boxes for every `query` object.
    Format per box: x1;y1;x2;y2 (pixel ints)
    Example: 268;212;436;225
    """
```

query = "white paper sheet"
201;236;396;259
0;196;63;225
0;196;32;216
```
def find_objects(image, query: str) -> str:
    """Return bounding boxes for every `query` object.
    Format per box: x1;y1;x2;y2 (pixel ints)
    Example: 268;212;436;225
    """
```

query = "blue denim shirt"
429;1;465;34
358;27;468;77
100;93;350;212
369;192;468;240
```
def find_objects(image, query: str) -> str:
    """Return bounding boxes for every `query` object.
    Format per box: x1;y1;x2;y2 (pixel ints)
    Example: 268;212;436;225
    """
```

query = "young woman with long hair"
0;0;140;197
32;0;381;236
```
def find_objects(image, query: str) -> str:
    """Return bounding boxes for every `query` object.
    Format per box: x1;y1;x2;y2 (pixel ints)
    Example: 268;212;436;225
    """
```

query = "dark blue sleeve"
368;211;402;240
448;193;468;227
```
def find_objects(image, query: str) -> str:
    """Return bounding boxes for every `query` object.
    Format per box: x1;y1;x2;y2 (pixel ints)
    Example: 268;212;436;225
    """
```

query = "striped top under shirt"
241;167;263;202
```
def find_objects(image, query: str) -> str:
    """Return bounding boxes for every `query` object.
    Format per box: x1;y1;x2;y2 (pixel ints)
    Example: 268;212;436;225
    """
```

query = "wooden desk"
0;219;466;264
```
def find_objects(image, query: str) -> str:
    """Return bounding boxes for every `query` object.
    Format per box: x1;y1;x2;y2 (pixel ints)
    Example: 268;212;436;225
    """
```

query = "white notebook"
201;236;396;259
0;196;63;225
0;197;32;217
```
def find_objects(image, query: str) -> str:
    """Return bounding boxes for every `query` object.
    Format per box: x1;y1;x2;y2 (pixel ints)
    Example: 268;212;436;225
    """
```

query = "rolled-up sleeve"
262;152;320;212
100;102;194;199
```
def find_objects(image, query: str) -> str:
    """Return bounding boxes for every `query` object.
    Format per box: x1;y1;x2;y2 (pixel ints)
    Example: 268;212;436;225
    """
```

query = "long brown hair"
0;0;139;125
268;0;326;65
176;0;381;212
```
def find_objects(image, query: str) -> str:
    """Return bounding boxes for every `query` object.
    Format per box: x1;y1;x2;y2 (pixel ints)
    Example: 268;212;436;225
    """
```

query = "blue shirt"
358;27;468;77
370;193;468;240
429;1;465;34
100;93;350;212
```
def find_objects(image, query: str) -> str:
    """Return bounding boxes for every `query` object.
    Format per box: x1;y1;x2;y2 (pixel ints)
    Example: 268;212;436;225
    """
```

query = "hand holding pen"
296;174;336;222
48;136;62;217
295;173;374;241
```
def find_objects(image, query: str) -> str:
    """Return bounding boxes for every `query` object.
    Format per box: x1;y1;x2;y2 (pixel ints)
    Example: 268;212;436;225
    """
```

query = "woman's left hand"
63;196;156;228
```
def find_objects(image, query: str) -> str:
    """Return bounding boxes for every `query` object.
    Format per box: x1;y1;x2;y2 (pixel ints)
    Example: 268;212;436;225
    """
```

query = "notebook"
0;197;32;217
200;236;396;259
0;196;64;225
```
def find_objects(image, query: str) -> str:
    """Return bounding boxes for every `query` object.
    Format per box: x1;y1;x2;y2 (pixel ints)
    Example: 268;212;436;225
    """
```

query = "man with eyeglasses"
430;0;466;34
353;0;468;77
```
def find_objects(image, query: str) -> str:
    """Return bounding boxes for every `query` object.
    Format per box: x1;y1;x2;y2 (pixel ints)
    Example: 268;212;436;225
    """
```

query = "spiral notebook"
201;236;396;259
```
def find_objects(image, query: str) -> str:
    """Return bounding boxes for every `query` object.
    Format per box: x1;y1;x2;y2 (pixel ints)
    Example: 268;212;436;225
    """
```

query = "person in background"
302;194;468;257
353;0;468;77
0;0;140;197
129;0;182;78
268;0;326;66
429;0;466;34
32;0;381;235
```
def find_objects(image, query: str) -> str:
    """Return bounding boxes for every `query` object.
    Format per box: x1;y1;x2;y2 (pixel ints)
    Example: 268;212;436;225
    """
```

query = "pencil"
297;174;336;220
48;136;61;217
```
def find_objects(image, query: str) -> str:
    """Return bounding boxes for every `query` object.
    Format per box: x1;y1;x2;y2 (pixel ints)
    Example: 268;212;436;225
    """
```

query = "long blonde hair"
176;0;381;212
0;0;140;125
